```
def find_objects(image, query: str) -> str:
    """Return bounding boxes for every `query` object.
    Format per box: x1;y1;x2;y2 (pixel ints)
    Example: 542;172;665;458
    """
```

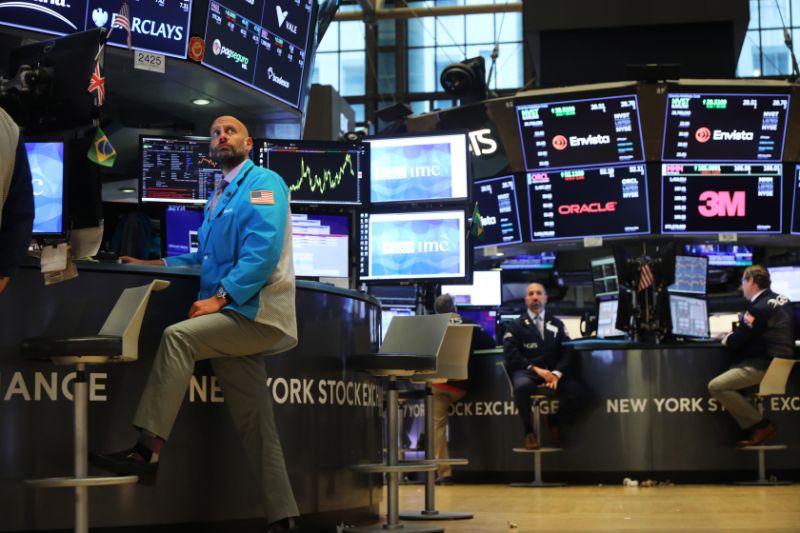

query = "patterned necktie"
534;314;544;338
208;179;228;215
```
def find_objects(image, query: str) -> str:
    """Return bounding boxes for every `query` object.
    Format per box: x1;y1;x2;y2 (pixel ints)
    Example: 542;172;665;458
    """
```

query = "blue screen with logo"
359;209;468;282
25;142;65;235
0;0;88;36
367;133;470;204
202;0;317;109
661;92;789;162
164;205;204;256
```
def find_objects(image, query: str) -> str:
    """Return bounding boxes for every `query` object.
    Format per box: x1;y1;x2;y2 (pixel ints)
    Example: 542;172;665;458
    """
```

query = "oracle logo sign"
697;191;746;217
552;135;568;151
695;127;711;143
558;201;618;215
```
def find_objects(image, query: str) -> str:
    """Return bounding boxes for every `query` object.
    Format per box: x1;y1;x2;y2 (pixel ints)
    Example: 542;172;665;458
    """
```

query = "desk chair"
735;357;798;486
498;361;565;487
346;314;452;533
401;322;475;522
21;280;170;533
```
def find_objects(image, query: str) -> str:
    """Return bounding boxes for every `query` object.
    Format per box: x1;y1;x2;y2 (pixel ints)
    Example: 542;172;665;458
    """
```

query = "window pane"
378;19;396;47
436;15;466;47
339;20;365;51
350;103;365;123
760;0;791;29
434;98;455;112
410;100;430;115
408;47;437;92
313;51;339;90
317;22;339;53
749;0;760;29
465;13;495;45
378;51;397;94
496;11;522;40
761;29;791;75
737;29;761;76
408;16;436;47
340;51;366;96
494;42;524;89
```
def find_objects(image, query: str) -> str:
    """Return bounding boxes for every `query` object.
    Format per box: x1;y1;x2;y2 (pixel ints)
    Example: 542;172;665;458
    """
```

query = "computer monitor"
381;306;415;342
24;141;67;237
0;0;87;35
164;205;204;257
597;299;626;338
358;208;470;283
683;244;752;267
441;270;502;307
139;136;222;205
500;253;556;270
515;93;645;171
661;92;790;162
472;174;523;248
366;132;470;205
669;294;709;338
661;163;782;234
291;213;349;278
669;255;708;295
457;308;498;342
591;256;619;298
767;266;800;303
527;163;650;241
255;139;368;205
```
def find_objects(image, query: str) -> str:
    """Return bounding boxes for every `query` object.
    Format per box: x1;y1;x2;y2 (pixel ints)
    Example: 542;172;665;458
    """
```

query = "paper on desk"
41;243;69;272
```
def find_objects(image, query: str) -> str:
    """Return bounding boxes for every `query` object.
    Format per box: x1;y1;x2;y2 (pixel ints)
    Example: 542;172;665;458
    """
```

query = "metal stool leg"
74;365;89;533
511;397;565;488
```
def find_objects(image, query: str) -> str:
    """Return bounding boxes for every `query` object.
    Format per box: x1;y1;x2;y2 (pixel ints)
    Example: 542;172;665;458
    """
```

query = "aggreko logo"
558;201;618;215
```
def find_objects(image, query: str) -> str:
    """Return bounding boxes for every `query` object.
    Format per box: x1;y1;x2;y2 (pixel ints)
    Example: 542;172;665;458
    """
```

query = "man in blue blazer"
92;116;299;533
503;282;576;450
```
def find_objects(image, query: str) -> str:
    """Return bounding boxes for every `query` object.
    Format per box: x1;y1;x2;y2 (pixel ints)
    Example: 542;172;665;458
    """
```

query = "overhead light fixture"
192;98;212;106
495;252;505;257
118;187;135;193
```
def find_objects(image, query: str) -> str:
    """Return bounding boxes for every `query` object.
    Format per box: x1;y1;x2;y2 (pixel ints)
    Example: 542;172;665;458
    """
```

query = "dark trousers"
511;369;583;434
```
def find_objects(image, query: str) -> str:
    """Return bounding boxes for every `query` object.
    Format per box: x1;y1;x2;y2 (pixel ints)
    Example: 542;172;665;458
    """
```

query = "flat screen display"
683;244;753;267
381;306;415;341
85;0;192;58
441;270;502;307
292;213;349;278
597;299;625;338
661;163;782;234
500;253;556;270
359;209;469;283
139;136;222;205
662;92;789;162
367;133;469;204
25;141;65;235
0;0;88;36
669;255;708;295
458;308;497;342
790;165;800;235
527;164;650;241
515;94;645;171
164;205;204;256
473;174;523;248
591;256;618;298
255;139;367;205
202;0;316;109
669;294;709;338
766;266;800;303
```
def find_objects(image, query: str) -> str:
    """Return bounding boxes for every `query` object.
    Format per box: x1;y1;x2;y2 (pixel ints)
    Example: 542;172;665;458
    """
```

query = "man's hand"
119;256;165;266
189;295;227;318
531;365;560;390
0;276;9;294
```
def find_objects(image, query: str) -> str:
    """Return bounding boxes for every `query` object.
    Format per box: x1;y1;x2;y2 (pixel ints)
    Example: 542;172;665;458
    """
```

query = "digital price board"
139;136;222;205
472;175;523;248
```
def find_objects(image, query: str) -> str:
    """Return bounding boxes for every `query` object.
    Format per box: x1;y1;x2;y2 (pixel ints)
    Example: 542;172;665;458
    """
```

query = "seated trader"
503;282;576;450
0;106;34;294
91;115;299;533
708;265;795;447
432;294;495;484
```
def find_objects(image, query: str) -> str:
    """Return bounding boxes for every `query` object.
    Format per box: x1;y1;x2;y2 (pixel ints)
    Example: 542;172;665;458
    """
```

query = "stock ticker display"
140;136;221;205
515;94;645;171
472;175;523;248
661;163;782;234
662;93;790;162
526;164;650;241
256;140;366;205
203;0;315;108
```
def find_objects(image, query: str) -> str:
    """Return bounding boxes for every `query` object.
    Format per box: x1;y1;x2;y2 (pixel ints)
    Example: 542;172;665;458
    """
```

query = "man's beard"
211;146;246;167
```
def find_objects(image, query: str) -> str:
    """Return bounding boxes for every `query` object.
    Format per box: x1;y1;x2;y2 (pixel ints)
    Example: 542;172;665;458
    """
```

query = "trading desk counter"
436;342;800;481
0;263;382;531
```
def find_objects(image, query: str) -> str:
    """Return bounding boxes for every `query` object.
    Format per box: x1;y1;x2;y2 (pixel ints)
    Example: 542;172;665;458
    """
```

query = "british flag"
250;190;275;205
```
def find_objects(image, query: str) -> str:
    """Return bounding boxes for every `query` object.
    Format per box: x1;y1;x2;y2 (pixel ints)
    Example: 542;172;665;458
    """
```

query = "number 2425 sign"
134;51;166;74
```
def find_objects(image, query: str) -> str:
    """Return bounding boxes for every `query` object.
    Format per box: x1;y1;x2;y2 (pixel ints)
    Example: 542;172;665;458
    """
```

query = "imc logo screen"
368;213;464;278
369;134;468;203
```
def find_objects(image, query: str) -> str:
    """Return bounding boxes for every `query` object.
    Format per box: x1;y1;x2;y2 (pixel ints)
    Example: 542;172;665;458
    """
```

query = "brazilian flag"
87;127;116;167
470;202;484;239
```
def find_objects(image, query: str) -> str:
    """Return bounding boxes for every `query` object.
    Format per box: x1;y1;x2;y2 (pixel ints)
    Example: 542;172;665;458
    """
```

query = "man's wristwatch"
215;286;229;303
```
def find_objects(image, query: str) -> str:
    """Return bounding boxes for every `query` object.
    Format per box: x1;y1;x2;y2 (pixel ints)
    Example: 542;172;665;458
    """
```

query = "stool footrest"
25;475;139;488
512;447;563;454
351;461;438;474
738;445;788;451
434;458;468;466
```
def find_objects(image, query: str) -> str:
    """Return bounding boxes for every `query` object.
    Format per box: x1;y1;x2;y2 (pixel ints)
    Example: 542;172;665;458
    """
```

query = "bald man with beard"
91;116;299;532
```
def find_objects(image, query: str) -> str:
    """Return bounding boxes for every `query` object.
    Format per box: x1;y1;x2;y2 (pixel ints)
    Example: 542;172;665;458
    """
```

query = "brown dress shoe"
524;432;540;450
737;421;778;447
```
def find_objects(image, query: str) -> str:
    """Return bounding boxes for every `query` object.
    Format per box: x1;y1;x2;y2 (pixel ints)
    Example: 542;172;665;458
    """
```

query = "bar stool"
21;280;169;533
346;314;453;533
498;362;565;487
735;356;798;486
401;321;475;521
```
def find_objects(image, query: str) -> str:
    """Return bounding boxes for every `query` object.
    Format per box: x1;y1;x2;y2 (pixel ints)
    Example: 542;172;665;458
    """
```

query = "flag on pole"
110;0;133;51
87;62;106;106
470;202;484;239
638;262;654;291
87;127;117;167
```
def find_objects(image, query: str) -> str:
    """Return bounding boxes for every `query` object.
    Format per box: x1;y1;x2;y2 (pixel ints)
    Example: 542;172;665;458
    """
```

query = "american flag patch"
250;190;274;205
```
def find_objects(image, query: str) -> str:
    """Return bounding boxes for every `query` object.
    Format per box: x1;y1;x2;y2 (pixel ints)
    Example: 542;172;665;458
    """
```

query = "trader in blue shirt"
91;115;299;533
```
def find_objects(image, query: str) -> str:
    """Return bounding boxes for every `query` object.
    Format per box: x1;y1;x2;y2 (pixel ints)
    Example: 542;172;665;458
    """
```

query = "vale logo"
276;5;288;27
91;8;109;28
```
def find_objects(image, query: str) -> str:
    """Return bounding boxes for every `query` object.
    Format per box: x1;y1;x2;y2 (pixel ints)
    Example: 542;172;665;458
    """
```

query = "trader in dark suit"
503;282;576;450
708;265;795;446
